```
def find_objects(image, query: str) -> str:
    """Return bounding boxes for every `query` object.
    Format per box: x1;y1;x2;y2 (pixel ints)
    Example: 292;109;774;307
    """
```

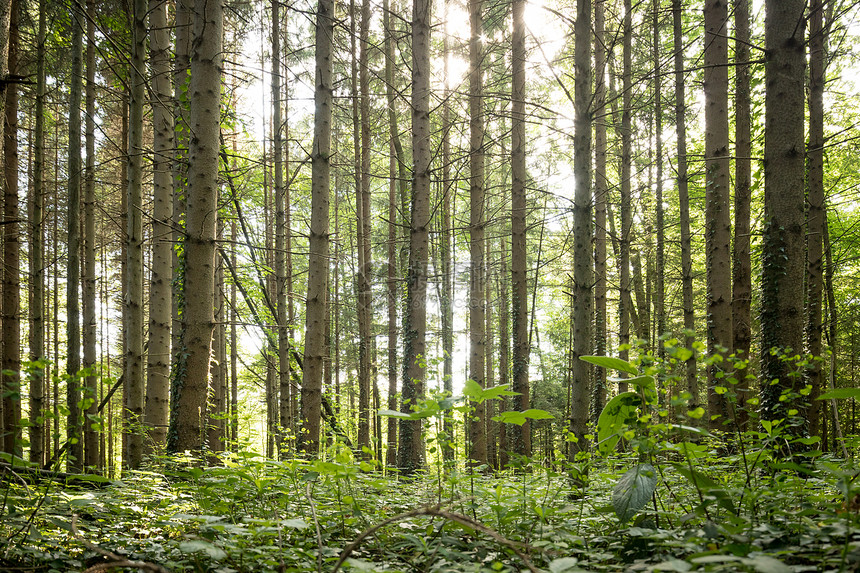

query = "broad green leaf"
463;379;483;400
493;411;527;426
179;540;227;560
612;463;657;522
818;387;860;400
597;392;641;455
580;355;639;376
672;463;735;513
377;409;413;419
464;381;518;403
548;557;580;573
281;518;308;529
522;409;554;420
744;556;791;573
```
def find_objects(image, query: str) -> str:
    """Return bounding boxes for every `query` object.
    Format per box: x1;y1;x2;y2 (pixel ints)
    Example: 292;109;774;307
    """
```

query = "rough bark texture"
805;0;826;438
398;0;432;473
440;0;454;465
704;0;732;430
569;0;592;462
301;0;333;455
510;0;530;458
672;0;697;412
83;0;98;469
145;0;174;452
592;0;607;425
28;0;46;465
123;0;146;470
617;0;632;394
760;0;806;423
468;0;487;467
1;0;19;457
167;0;222;453
66;1;83;471
653;0;664;354
732;0;752;430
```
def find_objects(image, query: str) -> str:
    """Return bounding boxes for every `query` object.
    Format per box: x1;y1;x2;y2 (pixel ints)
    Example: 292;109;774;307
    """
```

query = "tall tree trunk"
805;0;826;438
672;0;697;413
760;0;806;426
124;0;146;470
301;0;333;455
208;241;225;452
439;0;454;465
167;0;223;453
510;0;530;457
498;238;510;468
569;0;592;465
66;0;84;471
653;0;664;356
1;0;18;457
146;0;174;452
592;0;607;424
398;0;432;473
617;0;633;395
732;0;752;430
83;0;98;469
28;0;46;465
468;0;487;467
704;0;732;430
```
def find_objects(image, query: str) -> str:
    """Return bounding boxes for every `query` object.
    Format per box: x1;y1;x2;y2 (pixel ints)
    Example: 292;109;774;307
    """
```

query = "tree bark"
760;0;806;425
592;0;607;425
301;0;333;455
618;0;632;394
167;0;223;453
704;0;732;430
398;0;432;473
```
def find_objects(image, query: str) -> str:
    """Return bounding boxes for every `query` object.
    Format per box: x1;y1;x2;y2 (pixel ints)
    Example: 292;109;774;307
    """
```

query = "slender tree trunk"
67;0;84;471
230;220;238;446
301;0;333;455
398;0;432;473
167;0;223;453
83;0;98;469
145;0;174;452
704;0;732;430
208;241;225;452
653;0;664;354
440;0;454;465
124;0;146;470
672;0;697;412
468;0;487;467
805;0;826;438
569;0;592;465
732;0;752;430
760;0;806;425
592;0;607;424
28;0;46;466
1;0;19;457
499;237;510;468
510;0;530;458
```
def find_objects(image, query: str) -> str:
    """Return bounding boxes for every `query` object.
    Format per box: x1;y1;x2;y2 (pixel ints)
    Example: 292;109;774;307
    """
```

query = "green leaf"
818;387;860;400
377;409;413;419
580;355;639;376
179;540;227;560
492;411;527;426
522;409;554;421
672;464;735;513
612;463;657;522
464;381;518;403
548;557;581;573
463;379;483;400
597;392;641;455
744;556;791;573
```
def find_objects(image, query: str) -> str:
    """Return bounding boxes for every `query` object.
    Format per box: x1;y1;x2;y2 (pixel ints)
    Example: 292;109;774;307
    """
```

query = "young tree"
760;0;806;423
301;0;334;455
591;0;607;423
168;0;223;453
704;0;732;429
618;0;632;392
398;0;432;473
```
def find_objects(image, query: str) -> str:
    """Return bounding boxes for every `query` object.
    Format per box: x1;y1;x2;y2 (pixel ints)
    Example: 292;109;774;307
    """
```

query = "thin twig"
332;504;540;573
305;481;324;573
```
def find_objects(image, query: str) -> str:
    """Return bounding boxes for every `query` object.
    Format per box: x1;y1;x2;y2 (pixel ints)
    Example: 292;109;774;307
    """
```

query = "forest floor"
1;445;859;573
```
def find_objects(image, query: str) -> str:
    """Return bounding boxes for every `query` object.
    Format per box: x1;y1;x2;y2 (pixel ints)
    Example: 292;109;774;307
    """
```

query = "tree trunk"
672;0;697;413
592;0;607;425
398;0;432;473
569;0;592;464
805;0;826;438
145;0;174;452
653;0;664;356
28;0;46;465
704;0;732;430
440;0;454;465
499;237;510;468
1;0;18;457
732;0;752;430
167;0;223;453
468;0;487;467
66;0;83;471
510;0;530;458
301;0;333;455
617;0;633;395
760;0;806;426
